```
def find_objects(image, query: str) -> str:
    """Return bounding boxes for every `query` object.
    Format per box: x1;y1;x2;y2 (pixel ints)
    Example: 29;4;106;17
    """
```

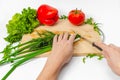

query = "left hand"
48;32;76;67
37;33;76;80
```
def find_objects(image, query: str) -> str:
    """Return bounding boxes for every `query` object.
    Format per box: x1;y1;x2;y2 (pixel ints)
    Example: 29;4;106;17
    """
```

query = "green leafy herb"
5;7;40;43
84;17;101;35
60;15;68;19
82;53;104;63
97;55;104;60
82;57;86;63
84;17;93;25
86;54;97;58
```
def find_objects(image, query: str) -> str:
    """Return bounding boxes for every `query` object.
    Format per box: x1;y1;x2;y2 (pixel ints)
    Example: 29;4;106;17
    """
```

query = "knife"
74;36;103;51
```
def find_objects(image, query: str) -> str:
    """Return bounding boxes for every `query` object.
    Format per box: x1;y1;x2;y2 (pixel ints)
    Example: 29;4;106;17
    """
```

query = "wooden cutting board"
21;19;102;57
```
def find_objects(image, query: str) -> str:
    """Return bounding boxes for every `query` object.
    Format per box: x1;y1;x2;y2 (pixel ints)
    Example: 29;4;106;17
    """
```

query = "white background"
0;0;120;80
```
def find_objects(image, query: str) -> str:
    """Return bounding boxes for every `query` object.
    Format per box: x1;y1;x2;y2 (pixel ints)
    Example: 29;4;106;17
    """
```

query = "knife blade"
74;36;103;51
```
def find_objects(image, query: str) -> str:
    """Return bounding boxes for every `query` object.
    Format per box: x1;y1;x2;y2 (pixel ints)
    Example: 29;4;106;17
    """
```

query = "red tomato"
68;9;85;26
37;4;59;26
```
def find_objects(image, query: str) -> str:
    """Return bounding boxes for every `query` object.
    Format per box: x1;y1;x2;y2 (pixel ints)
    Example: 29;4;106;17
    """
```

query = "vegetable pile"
4;4;88;44
0;4;104;80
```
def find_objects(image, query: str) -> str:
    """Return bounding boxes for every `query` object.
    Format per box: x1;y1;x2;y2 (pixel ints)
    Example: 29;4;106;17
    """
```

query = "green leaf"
82;57;86;63
84;17;101;35
82;53;104;63
5;7;40;43
86;54;97;58
60;15;68;19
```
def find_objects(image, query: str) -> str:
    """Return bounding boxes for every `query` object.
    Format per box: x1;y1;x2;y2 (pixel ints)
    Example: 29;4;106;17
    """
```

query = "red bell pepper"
37;4;59;26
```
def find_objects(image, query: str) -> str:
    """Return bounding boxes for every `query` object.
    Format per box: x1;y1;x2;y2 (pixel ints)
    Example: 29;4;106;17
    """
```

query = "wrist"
46;57;63;71
47;53;65;68
37;58;63;80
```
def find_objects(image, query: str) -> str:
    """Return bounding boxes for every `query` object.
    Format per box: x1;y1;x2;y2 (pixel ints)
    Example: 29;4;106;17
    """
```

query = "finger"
95;42;109;51
95;42;111;58
53;35;58;44
102;50;110;60
107;60;112;68
58;33;64;41
102;51;112;65
109;44;117;50
106;46;120;59
109;44;116;48
69;34;76;43
109;44;120;52
63;32;69;40
102;45;119;62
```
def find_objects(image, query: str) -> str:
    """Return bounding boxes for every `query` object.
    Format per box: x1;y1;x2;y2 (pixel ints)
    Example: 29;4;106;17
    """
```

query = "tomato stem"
75;8;78;14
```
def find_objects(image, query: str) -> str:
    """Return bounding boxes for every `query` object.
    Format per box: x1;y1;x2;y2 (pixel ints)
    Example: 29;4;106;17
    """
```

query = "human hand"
37;33;76;80
95;42;120;76
48;32;76;67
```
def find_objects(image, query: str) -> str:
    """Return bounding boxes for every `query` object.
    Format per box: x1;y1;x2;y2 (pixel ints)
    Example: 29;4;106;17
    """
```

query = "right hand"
95;42;120;76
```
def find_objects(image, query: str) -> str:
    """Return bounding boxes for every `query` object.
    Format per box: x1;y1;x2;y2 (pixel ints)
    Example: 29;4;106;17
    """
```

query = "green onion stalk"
0;30;81;80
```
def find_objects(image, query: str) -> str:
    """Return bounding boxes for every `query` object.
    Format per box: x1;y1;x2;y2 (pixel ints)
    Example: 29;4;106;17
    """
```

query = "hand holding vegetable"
49;33;76;66
37;33;76;80
95;42;120;76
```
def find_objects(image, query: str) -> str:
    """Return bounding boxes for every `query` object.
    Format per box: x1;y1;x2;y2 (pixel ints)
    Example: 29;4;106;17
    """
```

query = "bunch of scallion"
0;30;80;80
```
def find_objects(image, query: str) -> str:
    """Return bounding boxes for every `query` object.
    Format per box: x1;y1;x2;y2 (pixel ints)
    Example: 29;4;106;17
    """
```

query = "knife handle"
92;43;103;51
